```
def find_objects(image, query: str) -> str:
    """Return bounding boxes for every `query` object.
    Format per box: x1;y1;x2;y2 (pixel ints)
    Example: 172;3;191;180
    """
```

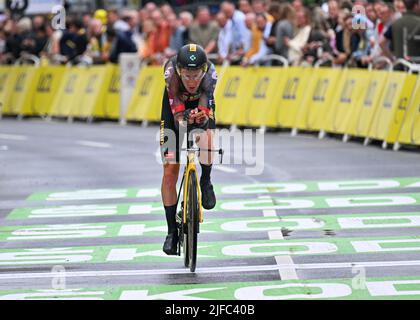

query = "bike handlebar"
181;148;224;164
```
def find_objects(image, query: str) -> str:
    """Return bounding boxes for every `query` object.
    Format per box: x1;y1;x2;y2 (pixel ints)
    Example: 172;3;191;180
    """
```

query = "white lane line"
1;260;420;280
264;208;299;280
213;166;238;173
0;133;28;141
76;141;112;149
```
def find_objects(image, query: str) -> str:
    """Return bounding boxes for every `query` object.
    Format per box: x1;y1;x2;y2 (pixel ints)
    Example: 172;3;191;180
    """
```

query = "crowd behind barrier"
0;57;419;151
1;0;420;68
0;0;419;153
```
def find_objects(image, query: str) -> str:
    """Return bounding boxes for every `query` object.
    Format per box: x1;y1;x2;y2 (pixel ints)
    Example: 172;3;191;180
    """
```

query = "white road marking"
0;134;27;141
76;141;112;149
264;209;299;280
0;260;419;280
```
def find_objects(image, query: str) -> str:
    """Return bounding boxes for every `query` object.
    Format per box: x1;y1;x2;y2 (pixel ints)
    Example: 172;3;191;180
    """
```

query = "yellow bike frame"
182;152;203;224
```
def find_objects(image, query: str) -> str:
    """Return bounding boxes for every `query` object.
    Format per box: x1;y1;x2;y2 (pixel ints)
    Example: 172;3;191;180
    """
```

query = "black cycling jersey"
160;56;217;163
163;56;217;118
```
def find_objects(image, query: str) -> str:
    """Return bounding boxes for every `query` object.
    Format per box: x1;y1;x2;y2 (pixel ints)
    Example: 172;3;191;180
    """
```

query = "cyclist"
160;44;218;255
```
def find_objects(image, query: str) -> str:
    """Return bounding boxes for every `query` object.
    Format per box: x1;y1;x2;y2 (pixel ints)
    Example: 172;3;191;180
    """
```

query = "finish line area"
0;118;420;300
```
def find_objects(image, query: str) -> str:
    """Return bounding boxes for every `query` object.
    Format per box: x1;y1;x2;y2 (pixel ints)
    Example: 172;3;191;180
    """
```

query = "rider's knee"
163;165;179;188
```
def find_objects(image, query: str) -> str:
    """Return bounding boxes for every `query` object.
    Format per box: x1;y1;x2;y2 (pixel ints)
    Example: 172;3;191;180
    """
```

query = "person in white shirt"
216;11;233;64
286;9;312;66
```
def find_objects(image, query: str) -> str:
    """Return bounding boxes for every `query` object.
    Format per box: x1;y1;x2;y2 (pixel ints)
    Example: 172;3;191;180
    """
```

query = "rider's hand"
175;109;195;126
191;110;209;124
190;106;210;128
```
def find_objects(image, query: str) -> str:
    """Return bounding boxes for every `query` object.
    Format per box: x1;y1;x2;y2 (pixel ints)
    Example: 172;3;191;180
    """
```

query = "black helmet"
176;44;208;73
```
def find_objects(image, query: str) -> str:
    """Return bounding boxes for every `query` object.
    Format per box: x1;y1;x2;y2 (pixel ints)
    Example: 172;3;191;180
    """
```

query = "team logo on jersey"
189;44;197;52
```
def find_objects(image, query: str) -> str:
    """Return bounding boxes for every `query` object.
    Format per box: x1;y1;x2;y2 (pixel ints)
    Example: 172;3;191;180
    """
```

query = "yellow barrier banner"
214;66;251;125
397;77;420;146
348;70;389;137
0;66;16;115
95;64;120;119
244;67;285;127
368;72;417;143
32;66;66;116
276;67;313;129
323;69;371;134
294;67;342;131
126;66;164;122
3;66;39;116
49;67;86;117
70;66;110;118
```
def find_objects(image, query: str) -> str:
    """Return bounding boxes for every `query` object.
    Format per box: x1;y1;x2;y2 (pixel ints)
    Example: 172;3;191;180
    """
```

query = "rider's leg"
161;163;180;234
196;129;216;210
160;89;182;255
196;128;214;181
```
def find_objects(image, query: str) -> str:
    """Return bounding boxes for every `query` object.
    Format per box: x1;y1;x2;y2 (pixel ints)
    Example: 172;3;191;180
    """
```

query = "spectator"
122;10;142;50
394;0;407;14
302;10;334;66
161;3;175;17
292;0;304;12
3;19;19;63
102;28;137;64
108;8;130;32
59;17;88;64
167;13;184;56
85;19;106;64
145;2;158;14
188;6;220;54
350;22;374;68
216;11;233;64
381;0;420;63
221;1;248;53
287;8;312;66
14;18;34;57
370;3;397;62
150;9;171;62
252;0;266;14
82;14;92;30
366;2;378;27
179;11;194;45
242;12;257;65
139;18;158;63
326;0;340;31
275;3;295;60
94;9;108;26
333;13;355;66
242;13;272;65
239;0;253;14
266;2;282;54
40;23;60;61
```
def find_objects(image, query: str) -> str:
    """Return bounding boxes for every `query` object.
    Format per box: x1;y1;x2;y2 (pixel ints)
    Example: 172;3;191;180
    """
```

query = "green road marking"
2;276;420;299
9;192;420;220
2;212;420;241
2;236;420;265
26;177;420;201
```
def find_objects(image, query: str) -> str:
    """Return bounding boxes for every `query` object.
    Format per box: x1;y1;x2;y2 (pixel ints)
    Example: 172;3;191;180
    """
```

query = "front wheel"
185;170;199;272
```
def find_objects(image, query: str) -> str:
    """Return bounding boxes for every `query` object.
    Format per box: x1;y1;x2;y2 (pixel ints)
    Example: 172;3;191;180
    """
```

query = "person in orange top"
242;12;260;65
150;9;171;60
139;18;158;63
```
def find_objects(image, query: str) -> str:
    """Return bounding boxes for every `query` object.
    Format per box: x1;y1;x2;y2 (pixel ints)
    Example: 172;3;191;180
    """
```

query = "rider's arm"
198;64;217;114
164;62;185;120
